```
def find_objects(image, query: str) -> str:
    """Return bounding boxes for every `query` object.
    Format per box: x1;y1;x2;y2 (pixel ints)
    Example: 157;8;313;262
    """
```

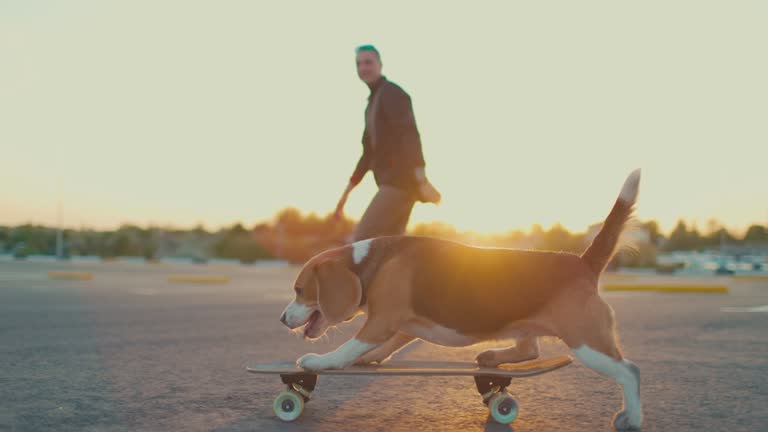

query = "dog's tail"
581;169;641;275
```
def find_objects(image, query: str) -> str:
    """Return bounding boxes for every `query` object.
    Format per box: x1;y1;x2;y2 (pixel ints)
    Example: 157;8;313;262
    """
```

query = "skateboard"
246;355;572;424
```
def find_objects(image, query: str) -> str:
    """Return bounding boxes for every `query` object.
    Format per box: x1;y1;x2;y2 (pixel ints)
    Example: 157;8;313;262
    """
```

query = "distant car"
12;243;29;260
655;262;685;274
715;264;735;275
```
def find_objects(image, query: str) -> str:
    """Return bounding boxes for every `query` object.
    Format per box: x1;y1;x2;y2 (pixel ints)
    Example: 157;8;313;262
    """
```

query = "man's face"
356;50;382;85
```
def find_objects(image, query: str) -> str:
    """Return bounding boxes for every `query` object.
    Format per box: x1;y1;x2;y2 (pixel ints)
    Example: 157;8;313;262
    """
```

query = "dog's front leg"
297;338;376;370
297;318;398;370
356;332;417;365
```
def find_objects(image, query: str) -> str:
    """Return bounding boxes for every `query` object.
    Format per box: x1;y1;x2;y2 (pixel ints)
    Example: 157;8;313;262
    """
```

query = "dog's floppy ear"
314;259;362;325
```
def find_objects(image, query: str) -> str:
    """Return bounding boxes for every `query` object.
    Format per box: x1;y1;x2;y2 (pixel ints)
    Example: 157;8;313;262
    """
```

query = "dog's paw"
354;354;381;365
476;347;539;367
297;353;329;370
475;350;499;367
354;357;380;366
355;350;390;366
613;410;642;430
355;354;389;366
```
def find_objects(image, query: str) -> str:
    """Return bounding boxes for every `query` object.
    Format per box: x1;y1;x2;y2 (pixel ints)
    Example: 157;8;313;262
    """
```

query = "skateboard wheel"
488;392;518;424
273;390;304;421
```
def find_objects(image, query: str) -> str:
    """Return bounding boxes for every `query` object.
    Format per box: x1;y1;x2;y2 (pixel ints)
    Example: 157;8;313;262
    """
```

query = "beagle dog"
280;170;643;430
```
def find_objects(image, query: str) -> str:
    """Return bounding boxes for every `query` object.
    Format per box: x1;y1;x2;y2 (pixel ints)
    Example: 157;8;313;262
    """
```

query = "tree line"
2;209;765;265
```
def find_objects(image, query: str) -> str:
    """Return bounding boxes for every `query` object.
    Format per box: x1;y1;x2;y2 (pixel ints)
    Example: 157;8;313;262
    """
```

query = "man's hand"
418;179;442;204
414;168;441;204
333;182;355;221
333;199;346;221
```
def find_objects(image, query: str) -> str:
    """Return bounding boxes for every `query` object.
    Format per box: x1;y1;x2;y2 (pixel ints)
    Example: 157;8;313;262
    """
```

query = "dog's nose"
280;312;287;325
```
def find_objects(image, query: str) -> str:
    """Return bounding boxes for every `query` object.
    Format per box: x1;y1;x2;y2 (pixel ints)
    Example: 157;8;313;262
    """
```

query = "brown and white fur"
279;169;643;430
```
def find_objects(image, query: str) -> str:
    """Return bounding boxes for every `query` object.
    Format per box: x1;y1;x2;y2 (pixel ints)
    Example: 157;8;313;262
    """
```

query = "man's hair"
355;44;381;61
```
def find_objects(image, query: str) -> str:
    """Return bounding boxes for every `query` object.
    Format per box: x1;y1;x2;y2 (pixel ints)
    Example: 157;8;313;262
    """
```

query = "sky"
1;1;766;235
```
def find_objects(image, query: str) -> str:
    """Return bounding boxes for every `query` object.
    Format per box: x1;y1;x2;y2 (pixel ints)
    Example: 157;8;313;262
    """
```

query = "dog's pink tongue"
304;310;319;337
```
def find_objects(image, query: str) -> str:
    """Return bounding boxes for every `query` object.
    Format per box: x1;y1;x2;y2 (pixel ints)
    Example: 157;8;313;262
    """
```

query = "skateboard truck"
270;373;318;421
474;375;512;404
280;373;317;402
474;375;519;423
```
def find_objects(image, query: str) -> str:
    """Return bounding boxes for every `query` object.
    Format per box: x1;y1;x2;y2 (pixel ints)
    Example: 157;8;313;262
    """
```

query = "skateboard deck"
247;355;572;377
248;355;572;424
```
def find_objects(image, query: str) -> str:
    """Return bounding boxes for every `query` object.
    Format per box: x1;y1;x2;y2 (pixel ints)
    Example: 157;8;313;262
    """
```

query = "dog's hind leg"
560;295;642;431
475;336;540;367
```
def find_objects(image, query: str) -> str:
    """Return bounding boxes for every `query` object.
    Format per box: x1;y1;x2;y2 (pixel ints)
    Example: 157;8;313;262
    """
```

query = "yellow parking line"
167;275;230;284
48;271;93;280
602;284;728;294
732;275;768;281
604;273;639;279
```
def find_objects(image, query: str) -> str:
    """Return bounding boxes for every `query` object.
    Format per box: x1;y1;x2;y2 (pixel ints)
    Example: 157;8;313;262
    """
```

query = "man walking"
334;45;441;241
